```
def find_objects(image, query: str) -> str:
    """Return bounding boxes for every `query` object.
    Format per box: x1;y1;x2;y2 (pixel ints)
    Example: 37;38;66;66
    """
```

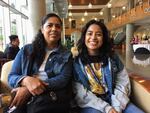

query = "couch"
0;60;13;93
0;60;149;113
0;60;13;112
129;73;150;113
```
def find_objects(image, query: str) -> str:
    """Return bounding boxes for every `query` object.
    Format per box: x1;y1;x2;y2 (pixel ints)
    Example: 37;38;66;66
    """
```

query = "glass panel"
9;0;27;12
9;0;16;8
0;5;4;51
10;11;17;35
22;18;27;45
3;0;9;4
0;1;28;51
3;7;11;48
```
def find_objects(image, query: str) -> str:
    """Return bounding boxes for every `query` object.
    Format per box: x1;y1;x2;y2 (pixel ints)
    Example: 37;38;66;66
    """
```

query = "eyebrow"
47;22;61;25
87;30;102;33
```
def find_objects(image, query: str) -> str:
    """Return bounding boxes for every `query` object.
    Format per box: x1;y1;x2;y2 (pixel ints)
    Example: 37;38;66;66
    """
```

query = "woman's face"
41;16;62;48
85;24;103;55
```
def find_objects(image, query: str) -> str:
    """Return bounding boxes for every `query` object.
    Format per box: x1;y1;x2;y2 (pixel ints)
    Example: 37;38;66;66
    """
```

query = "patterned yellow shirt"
85;63;107;95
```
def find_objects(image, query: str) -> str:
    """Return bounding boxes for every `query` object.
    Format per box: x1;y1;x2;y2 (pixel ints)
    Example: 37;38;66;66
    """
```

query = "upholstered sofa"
0;60;149;113
0;60;13;112
129;73;150;113
0;60;13;93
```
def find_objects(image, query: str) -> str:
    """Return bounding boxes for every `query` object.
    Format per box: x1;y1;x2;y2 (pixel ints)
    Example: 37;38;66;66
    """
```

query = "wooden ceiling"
68;0;110;13
68;0;109;5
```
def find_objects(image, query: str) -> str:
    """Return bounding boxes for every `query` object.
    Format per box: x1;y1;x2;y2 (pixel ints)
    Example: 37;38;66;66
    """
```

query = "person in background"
72;20;145;113
7;13;72;113
0;51;4;58
4;35;20;60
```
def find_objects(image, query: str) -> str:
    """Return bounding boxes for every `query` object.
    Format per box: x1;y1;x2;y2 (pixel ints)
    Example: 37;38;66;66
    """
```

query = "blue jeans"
80;103;145;113
123;103;145;113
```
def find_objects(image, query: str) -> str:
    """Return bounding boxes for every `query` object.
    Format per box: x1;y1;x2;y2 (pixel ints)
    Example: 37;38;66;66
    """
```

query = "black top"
4;44;20;60
80;54;108;66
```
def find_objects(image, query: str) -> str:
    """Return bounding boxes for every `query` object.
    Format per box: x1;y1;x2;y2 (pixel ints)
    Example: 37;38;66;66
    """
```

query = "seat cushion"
0;60;13;93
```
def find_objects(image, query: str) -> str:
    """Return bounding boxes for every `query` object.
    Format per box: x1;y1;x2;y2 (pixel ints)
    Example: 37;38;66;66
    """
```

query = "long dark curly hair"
29;13;62;67
77;19;113;66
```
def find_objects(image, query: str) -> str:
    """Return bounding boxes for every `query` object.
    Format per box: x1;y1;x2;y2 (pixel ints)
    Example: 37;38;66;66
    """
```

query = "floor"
116;49;150;80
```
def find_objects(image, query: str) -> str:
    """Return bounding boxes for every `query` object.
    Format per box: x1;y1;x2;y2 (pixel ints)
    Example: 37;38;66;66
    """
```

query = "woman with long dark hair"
7;13;72;113
72;20;144;113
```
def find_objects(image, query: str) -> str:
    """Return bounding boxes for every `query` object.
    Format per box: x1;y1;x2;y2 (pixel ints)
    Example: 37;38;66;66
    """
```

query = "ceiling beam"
68;5;106;10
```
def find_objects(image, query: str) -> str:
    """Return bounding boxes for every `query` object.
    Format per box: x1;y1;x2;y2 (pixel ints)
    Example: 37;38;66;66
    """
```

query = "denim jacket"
8;44;73;91
73;54;130;113
73;54;124;94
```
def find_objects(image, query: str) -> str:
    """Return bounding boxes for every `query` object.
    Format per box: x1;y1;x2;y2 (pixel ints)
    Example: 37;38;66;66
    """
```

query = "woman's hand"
109;108;120;113
21;76;48;96
9;87;31;108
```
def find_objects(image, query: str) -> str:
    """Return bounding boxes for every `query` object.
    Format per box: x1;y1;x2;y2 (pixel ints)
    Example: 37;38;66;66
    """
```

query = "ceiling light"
122;6;126;10
84;11;88;16
69;18;72;22
99;11;103;15
68;3;72;8
81;17;85;22
68;11;72;16
88;3;92;8
112;15;116;18
94;18;97;21
107;3;112;8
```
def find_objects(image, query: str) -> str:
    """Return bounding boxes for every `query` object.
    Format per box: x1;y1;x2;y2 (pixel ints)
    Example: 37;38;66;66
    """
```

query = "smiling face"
41;16;62;49
85;24;103;55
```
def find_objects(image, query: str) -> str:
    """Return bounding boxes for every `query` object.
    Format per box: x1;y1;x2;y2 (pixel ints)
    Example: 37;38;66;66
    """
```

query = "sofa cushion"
0;60;13;93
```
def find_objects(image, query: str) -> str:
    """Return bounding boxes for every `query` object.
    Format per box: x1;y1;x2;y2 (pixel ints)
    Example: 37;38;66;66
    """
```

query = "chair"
0;60;13;93
0;60;13;111
0;58;11;73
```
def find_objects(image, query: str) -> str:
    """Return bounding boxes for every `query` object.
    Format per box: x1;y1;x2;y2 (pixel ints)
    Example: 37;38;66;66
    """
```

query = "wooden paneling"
68;0;109;5
65;28;81;35
106;2;150;30
68;0;109;13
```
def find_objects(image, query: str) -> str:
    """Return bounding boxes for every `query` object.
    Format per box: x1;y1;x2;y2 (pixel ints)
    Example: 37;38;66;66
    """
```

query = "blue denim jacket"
73;54;131;112
8;44;73;91
73;54;124;98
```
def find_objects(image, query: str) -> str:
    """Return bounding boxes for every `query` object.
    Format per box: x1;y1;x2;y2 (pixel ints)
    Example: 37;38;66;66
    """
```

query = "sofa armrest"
0;60;13;93
129;73;150;113
0;60;13;111
0;81;11;94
